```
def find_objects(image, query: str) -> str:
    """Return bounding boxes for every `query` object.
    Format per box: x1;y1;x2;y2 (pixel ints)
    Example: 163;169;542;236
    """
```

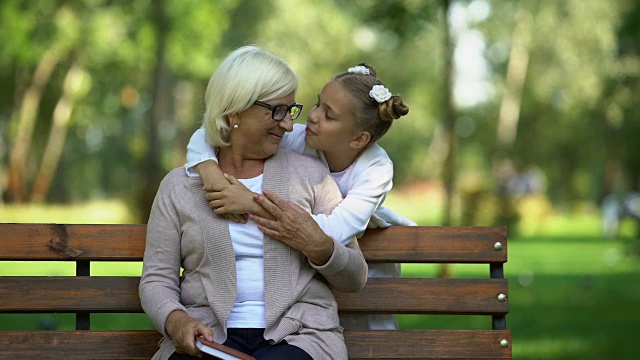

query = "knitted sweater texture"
139;149;368;360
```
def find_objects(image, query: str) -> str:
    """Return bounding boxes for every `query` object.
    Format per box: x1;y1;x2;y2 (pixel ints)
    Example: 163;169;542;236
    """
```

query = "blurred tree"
3;2;76;202
1;0;637;226
603;0;640;195
31;60;87;202
492;2;532;232
440;0;456;229
0;0;239;218
472;0;628;213
140;0;170;220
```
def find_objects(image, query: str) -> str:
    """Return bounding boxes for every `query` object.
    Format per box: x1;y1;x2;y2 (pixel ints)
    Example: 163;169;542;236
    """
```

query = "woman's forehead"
261;92;296;104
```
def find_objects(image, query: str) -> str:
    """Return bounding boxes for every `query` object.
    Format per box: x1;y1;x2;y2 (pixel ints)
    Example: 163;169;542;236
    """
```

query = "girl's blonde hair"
203;45;298;147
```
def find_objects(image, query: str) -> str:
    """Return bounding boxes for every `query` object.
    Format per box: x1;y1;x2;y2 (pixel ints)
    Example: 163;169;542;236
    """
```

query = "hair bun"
379;95;409;122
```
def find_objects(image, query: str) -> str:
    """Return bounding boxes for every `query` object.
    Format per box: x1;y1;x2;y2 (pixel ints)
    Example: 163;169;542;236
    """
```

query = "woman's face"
305;81;359;153
234;92;296;159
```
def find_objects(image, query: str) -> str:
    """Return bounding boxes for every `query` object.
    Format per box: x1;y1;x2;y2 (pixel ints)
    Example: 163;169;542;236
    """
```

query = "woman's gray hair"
202;45;298;147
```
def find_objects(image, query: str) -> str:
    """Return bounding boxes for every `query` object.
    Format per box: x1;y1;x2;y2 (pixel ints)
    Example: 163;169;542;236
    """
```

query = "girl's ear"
350;131;371;150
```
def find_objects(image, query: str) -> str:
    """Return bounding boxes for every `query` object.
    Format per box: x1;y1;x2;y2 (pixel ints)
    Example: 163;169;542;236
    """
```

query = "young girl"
185;64;416;330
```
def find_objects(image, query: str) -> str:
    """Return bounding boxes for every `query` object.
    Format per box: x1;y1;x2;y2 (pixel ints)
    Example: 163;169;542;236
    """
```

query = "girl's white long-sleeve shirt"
185;124;415;245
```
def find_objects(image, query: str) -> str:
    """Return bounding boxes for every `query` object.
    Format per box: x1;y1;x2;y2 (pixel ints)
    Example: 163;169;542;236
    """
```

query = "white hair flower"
347;66;370;75
369;85;392;103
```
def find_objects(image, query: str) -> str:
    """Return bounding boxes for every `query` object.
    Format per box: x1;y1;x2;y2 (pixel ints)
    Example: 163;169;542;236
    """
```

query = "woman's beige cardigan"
139;149;368;360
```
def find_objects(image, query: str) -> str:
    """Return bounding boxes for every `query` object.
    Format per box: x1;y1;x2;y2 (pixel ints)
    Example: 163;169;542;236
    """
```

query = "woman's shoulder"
164;167;189;181
159;168;199;190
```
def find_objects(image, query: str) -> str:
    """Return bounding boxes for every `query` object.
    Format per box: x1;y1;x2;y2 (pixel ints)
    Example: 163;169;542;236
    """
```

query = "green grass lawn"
2;196;640;359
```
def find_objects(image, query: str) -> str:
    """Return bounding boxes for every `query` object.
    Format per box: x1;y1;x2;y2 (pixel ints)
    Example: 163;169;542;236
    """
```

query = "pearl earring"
233;124;239;129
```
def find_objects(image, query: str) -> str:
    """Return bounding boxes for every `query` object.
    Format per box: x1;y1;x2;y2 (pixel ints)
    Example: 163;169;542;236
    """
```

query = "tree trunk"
439;0;456;278
30;61;85;203
493;8;532;234
139;0;171;221
174;81;198;165
441;0;456;227
5;46;66;202
496;9;532;149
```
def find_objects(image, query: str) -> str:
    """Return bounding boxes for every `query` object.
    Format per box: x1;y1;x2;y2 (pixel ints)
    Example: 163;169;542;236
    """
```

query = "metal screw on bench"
493;242;503;251
497;293;507;302
500;339;510;348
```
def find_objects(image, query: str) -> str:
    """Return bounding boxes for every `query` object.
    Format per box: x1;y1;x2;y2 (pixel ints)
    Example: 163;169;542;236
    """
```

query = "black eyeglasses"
254;100;303;121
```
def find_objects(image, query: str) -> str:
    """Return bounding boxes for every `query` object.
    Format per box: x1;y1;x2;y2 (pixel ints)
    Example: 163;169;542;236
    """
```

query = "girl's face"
305;81;360;153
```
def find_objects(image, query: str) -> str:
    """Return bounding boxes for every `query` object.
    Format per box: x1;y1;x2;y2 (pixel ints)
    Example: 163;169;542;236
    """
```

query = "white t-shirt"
226;174;266;328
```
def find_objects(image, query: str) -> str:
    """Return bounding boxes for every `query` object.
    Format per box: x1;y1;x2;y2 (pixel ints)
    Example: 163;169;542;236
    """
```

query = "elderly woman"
139;45;368;360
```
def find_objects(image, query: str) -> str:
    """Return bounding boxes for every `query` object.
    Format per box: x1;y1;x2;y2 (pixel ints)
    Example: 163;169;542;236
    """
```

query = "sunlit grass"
0;199;136;224
0;262;75;276
516;336;595;360
385;185;443;225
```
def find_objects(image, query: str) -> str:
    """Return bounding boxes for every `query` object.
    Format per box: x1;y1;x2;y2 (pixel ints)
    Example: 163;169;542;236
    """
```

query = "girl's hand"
196;160;246;223
204;174;255;221
166;310;214;358
250;190;334;265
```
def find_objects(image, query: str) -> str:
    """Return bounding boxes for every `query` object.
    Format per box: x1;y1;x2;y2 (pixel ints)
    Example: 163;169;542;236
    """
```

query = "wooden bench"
0;223;511;359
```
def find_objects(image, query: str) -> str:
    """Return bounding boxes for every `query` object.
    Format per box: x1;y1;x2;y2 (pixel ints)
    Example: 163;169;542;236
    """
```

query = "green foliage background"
2;0;638;214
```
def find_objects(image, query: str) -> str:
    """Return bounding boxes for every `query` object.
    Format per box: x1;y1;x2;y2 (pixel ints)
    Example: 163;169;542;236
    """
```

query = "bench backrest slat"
0;277;508;315
0;224;507;263
0;224;146;260
360;226;507;263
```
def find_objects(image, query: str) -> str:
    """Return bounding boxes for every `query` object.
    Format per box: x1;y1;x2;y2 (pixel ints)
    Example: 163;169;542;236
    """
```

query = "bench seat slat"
0;331;161;359
0;224;507;263
0;330;512;359
0;277;142;312
0;277;508;315
335;278;509;315
345;330;512;359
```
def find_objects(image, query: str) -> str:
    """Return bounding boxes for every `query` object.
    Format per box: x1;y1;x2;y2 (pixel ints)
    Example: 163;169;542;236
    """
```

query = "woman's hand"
165;310;214;357
250;190;334;265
